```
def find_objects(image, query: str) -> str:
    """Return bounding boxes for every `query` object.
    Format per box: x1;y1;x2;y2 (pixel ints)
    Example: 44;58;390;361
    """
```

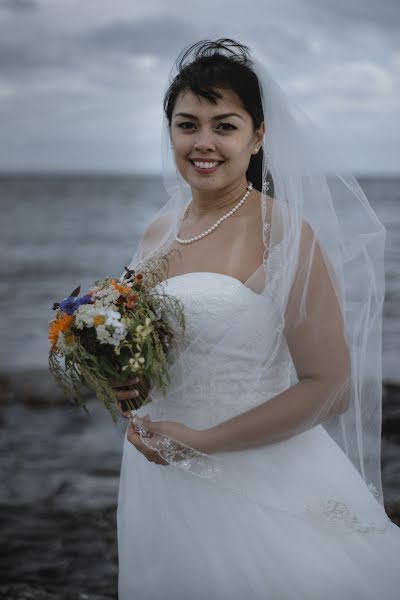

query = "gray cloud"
0;38;61;74
304;0;400;33
86;16;198;57
0;0;38;12
0;14;199;84
0;0;398;173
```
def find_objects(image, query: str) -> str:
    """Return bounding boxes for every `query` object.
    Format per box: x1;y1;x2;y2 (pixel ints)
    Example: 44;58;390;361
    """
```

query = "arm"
201;221;352;454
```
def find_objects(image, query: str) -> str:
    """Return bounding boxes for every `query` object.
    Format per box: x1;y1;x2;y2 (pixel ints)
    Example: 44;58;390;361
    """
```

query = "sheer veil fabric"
122;40;390;532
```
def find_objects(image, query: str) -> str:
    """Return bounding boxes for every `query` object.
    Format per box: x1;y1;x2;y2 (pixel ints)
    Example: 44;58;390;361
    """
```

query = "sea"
0;173;399;596
1;173;399;380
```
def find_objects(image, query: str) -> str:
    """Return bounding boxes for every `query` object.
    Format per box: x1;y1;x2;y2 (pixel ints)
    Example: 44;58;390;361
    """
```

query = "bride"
114;39;400;599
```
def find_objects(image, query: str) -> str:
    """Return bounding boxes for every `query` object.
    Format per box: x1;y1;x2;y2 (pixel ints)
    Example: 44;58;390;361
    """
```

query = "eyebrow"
174;112;243;120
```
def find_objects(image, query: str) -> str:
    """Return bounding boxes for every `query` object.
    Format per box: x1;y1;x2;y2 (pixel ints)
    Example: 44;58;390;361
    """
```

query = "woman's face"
169;87;264;192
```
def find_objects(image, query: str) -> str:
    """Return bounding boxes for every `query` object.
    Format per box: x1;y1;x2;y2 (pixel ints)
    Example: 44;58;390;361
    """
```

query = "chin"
188;169;229;186
191;180;227;195
179;171;217;188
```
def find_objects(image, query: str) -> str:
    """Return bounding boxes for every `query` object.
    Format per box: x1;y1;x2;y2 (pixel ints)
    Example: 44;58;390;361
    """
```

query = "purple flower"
59;296;77;315
76;294;92;307
59;294;92;315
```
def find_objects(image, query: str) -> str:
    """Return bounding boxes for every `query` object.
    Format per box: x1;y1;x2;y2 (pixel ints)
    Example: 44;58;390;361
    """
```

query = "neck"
189;178;249;218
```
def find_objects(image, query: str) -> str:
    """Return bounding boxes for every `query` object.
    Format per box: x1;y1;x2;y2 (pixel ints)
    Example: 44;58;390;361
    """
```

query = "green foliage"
48;255;186;422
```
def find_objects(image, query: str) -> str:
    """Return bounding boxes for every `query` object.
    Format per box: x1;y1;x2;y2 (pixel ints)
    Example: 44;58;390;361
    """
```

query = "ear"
255;121;265;147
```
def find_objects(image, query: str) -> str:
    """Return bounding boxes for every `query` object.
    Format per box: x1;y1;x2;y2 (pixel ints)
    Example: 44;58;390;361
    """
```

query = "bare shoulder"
247;189;274;225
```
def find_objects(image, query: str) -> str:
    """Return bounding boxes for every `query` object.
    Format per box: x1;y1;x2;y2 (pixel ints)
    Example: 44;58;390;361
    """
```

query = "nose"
193;128;216;152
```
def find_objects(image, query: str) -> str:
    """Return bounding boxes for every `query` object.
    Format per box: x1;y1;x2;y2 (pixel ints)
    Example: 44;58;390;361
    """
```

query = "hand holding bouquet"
48;260;185;422
111;374;151;418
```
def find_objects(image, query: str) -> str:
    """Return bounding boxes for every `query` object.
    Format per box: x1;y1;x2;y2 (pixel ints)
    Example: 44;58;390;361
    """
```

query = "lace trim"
303;496;390;534
133;421;390;534
134;420;223;482
367;482;384;505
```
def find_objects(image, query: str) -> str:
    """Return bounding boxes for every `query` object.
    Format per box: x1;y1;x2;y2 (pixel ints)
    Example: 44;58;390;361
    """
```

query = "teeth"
193;161;220;169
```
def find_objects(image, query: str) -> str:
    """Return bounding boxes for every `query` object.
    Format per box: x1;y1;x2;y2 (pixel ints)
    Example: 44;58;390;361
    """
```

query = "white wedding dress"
117;272;400;600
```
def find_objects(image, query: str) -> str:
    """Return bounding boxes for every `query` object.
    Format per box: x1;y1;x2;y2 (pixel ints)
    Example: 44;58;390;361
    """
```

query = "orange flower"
133;273;143;289
125;293;138;310
48;314;74;347
111;279;131;295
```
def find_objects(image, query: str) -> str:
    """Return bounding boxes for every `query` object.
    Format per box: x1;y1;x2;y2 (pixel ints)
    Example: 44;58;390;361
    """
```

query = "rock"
0;370;399;596
0;505;118;599
0;369;93;408
382;381;400;442
0;583;112;599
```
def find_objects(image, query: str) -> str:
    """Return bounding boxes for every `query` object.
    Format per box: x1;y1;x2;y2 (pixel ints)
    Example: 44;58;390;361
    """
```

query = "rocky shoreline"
0;370;399;599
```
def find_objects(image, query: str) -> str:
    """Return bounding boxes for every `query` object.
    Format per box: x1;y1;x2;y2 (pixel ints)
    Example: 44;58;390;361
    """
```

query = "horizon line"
1;168;400;179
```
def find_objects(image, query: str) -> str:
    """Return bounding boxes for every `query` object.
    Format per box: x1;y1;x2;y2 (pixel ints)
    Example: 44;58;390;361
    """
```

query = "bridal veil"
123;39;388;531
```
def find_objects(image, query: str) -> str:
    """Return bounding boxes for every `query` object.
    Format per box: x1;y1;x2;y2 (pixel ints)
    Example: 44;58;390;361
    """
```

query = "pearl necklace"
175;181;253;245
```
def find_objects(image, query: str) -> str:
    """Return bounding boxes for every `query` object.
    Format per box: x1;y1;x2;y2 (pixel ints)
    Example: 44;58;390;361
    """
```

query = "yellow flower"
135;317;153;341
122;352;145;372
93;314;106;326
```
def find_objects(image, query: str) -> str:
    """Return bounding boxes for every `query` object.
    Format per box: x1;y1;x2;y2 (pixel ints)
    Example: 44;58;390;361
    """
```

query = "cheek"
223;142;253;164
171;134;190;156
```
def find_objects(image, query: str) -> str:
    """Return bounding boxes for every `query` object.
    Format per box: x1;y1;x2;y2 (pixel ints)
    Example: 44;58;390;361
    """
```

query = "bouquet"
48;260;186;422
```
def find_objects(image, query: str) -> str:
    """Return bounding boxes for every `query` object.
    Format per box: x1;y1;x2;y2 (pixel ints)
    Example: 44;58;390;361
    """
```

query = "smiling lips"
190;159;224;173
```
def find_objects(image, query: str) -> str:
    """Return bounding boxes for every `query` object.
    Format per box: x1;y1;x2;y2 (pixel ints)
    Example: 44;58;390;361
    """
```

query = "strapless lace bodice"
142;272;291;428
119;277;400;600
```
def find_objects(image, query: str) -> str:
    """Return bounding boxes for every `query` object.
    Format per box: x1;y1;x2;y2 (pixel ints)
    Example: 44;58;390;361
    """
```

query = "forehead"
172;88;247;118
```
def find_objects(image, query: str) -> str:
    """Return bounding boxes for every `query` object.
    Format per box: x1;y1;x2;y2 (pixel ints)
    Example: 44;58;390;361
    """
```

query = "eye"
217;122;237;131
177;122;195;130
176;121;237;131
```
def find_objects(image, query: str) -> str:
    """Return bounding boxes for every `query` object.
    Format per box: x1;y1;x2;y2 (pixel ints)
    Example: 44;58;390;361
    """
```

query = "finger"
114;388;140;401
128;418;146;436
127;431;155;457
126;379;149;400
111;377;140;388
112;378;150;409
112;384;139;395
127;424;168;464
152;457;169;465
128;421;154;447
127;432;139;446
127;425;142;445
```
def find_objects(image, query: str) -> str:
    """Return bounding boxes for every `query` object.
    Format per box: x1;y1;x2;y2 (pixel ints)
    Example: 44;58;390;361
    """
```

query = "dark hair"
163;38;273;194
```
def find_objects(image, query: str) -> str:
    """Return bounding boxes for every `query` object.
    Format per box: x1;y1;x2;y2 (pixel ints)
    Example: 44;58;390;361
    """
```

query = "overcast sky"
0;0;399;174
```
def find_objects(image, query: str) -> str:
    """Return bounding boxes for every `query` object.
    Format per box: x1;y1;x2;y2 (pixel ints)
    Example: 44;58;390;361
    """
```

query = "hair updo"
163;38;273;194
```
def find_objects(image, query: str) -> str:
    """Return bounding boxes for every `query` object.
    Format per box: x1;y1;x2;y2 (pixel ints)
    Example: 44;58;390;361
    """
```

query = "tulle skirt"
117;422;400;600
